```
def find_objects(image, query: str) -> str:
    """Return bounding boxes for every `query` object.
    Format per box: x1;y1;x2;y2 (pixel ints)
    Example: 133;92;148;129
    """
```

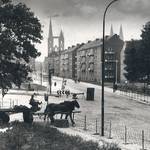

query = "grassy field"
0;122;121;150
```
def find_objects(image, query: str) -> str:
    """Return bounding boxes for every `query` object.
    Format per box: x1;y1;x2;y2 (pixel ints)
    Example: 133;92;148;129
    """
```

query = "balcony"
88;64;94;72
88;49;94;56
105;67;113;71
89;58;94;64
105;51;115;54
105;59;116;63
81;51;86;57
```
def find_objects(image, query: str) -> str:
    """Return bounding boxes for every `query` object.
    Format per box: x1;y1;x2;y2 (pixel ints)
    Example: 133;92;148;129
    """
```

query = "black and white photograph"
0;0;150;149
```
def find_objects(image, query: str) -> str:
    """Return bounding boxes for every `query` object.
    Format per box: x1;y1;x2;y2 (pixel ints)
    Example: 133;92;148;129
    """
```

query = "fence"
34;113;150;149
33;108;150;150
0;98;19;109
117;84;150;103
72;114;150;150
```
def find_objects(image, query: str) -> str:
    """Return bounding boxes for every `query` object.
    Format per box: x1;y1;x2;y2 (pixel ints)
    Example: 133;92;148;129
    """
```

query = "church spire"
119;24;124;41
110;24;114;37
59;29;64;52
48;18;53;38
48;18;53;56
60;29;64;38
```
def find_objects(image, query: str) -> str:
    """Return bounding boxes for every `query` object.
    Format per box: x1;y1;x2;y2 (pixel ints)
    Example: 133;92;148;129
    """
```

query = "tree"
124;40;141;82
0;0;43;90
140;21;150;83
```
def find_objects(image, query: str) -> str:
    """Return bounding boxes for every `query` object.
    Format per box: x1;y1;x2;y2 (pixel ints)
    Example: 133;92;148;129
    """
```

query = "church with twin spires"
44;19;65;76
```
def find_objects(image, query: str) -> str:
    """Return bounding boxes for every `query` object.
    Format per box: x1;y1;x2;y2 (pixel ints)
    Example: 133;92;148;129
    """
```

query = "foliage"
1;122;121;150
124;21;150;83
0;0;43;89
140;21;150;82
124;40;141;82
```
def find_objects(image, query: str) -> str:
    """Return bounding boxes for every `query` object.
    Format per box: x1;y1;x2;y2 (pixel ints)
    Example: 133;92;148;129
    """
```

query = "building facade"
77;39;101;82
45;24;125;84
76;34;124;83
67;44;84;79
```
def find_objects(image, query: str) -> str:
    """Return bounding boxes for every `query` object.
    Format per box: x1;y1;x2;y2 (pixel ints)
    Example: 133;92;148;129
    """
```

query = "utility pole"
40;62;43;85
48;65;54;95
49;67;52;95
115;60;118;84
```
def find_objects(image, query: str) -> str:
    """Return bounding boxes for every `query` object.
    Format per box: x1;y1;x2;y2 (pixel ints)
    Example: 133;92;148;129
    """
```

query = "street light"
101;0;119;136
115;60;118;84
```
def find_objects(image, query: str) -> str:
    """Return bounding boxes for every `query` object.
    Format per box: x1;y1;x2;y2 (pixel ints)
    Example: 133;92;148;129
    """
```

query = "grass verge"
0;122;121;150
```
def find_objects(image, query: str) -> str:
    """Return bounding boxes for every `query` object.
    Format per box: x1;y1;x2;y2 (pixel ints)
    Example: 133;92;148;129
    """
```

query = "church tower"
119;25;124;41
59;29;64;52
48;19;53;57
48;19;64;56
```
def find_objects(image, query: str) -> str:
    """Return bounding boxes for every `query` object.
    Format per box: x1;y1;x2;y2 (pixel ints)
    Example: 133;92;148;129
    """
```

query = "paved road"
57;77;150;148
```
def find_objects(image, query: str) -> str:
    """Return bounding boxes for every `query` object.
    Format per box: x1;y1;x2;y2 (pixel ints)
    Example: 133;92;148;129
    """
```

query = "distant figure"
54;82;57;86
61;80;65;90
64;80;67;85
72;93;78;100
29;94;42;112
74;79;77;83
44;93;49;102
65;90;70;98
28;83;31;90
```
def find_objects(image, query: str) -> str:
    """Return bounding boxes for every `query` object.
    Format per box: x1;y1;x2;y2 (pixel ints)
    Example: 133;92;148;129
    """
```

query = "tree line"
124;22;150;84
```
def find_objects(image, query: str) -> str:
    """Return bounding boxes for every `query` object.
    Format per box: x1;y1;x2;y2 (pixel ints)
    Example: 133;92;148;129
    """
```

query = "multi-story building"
77;33;124;83
59;50;69;78
77;39;101;82
105;34;124;82
67;44;84;79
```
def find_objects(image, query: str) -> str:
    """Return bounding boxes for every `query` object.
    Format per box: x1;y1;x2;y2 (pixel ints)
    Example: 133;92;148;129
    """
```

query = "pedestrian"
44;93;48;102
65;90;70;98
72;93;78;100
29;94;42;112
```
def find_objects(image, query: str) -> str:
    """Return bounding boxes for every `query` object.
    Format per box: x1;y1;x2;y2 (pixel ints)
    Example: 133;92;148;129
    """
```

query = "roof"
77;34;123;51
67;43;84;53
78;39;102;51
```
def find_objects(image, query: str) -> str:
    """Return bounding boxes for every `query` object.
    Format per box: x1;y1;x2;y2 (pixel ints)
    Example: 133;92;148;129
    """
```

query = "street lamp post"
115;60;118;84
48;65;54;95
101;0;119;136
40;62;43;86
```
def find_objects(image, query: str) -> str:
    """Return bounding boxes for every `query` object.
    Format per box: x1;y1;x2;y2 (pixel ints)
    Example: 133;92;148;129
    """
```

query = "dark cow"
44;100;80;125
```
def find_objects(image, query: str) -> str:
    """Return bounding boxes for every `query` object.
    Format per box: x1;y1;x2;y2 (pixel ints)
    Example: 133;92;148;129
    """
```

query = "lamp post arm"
101;0;119;136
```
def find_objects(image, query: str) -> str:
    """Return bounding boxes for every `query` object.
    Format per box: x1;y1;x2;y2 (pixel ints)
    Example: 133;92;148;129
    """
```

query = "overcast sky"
16;0;150;61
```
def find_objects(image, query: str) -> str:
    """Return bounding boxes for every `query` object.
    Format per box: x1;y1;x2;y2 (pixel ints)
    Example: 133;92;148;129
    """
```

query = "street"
52;77;150;148
1;76;150;149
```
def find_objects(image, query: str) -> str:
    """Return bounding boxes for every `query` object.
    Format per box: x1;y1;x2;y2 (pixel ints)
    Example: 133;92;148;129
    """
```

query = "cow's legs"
60;114;63;119
69;113;75;126
49;114;55;124
44;114;47;121
65;114;68;119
